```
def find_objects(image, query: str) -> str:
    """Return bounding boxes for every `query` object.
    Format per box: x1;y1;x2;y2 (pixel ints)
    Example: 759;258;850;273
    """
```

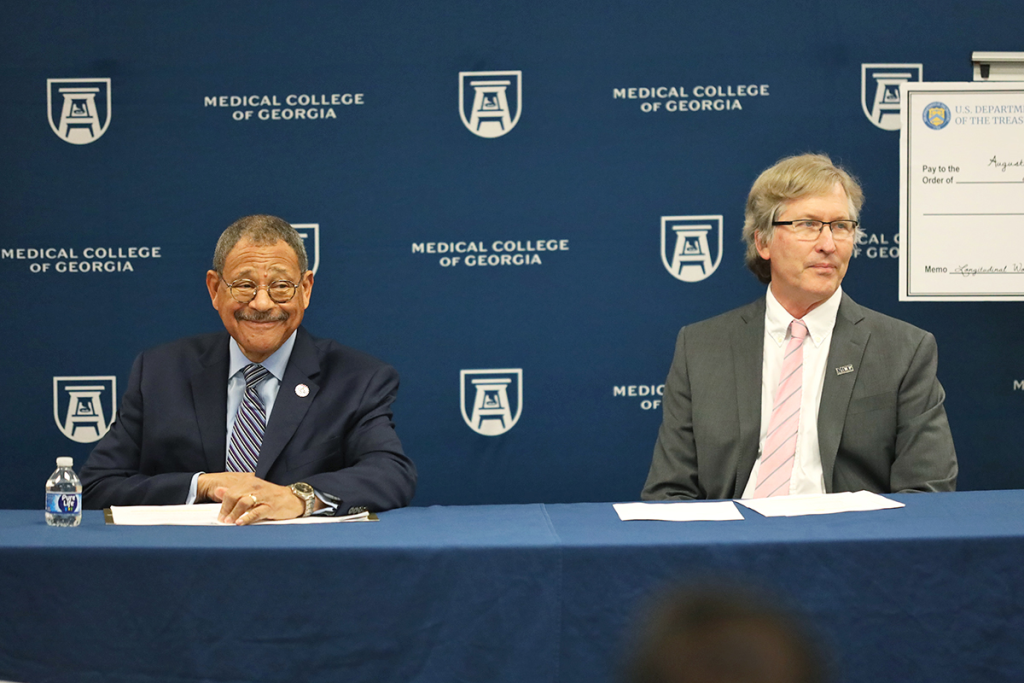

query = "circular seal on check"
922;102;951;130
295;383;310;397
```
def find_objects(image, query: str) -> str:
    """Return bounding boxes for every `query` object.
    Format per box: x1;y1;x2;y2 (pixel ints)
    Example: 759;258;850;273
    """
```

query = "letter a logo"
47;78;112;144
460;369;523;435
53;376;117;443
661;215;723;282
861;64;922;131
292;223;320;275
459;71;522;138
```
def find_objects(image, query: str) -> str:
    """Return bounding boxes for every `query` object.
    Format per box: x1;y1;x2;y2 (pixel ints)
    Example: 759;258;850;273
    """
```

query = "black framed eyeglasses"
772;219;859;242
220;276;301;304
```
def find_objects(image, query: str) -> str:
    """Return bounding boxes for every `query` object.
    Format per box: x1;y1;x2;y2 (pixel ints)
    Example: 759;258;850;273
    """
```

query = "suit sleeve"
80;352;196;508
891;331;958;492
642;327;702;500
302;364;417;513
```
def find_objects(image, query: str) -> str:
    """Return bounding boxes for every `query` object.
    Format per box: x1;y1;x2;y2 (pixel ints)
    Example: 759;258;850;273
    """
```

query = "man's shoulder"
681;298;764;337
124;333;228;389
141;331;229;360
840;295;932;342
302;330;396;376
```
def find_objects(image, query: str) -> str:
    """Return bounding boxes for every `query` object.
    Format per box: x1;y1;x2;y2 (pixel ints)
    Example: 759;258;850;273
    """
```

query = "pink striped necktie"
754;319;808;498
226;363;271;473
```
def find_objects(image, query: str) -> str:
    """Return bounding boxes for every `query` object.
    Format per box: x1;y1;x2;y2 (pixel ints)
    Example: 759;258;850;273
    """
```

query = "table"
2;491;1024;683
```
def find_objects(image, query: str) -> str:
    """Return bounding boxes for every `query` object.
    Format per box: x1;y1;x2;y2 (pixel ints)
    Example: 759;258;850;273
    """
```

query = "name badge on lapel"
835;365;854;376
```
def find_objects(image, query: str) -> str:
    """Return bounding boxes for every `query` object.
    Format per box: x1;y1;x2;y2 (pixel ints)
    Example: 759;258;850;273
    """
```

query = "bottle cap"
56;457;74;468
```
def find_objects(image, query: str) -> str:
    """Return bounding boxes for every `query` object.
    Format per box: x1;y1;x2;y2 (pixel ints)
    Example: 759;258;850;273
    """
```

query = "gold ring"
249;493;259;506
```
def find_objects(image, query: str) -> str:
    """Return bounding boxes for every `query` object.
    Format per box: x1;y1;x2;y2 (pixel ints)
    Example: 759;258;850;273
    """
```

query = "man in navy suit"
82;215;416;524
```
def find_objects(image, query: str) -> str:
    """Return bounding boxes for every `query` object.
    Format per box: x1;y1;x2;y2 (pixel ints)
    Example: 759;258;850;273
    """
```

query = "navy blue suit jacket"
81;326;416;513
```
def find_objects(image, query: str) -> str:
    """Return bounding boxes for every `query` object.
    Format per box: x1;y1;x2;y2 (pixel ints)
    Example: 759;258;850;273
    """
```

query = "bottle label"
45;492;81;514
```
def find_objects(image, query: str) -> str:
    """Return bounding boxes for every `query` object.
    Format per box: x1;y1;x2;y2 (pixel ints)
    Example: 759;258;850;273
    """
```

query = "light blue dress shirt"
224;331;297;450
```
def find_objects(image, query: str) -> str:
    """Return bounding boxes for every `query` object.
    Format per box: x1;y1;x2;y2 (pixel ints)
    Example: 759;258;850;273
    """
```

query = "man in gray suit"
643;154;957;500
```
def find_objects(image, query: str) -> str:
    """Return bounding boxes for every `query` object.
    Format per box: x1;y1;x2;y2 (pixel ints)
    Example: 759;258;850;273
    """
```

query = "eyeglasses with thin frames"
772;219;859;242
219;275;301;304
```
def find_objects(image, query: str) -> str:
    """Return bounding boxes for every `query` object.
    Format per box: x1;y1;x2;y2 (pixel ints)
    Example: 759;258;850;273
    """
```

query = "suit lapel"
732;298;766;497
818;294;868;492
192;335;230;473
255;328;321;479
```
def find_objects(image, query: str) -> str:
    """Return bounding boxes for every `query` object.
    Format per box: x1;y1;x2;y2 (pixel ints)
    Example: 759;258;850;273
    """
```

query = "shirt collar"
227;330;298;382
764;285;843;348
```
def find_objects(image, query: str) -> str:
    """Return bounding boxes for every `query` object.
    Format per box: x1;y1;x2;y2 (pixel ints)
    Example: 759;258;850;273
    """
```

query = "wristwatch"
289;482;315;517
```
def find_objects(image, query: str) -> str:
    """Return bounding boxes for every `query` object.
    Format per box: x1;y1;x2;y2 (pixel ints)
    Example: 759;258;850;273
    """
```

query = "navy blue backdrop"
2;0;1022;509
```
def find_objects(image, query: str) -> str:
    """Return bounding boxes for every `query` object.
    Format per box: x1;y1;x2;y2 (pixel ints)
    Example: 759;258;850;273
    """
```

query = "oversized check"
899;82;1024;300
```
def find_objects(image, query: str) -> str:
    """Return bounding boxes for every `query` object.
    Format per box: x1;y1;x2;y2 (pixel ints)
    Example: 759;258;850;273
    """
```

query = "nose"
248;286;276;310
816;225;838;253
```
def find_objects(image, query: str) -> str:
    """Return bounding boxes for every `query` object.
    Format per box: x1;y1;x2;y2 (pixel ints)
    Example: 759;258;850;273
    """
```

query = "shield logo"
292;223;320;274
460;368;523;436
53;376;117;443
861;64;922;131
459;71;522;138
923;102;951;130
47;78;112;144
661;215;723;282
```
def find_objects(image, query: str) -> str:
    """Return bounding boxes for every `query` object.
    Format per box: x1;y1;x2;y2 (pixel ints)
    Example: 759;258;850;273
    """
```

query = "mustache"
235;310;289;323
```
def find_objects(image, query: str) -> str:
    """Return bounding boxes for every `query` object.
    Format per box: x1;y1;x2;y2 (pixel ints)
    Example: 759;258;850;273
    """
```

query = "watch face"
291;482;314;516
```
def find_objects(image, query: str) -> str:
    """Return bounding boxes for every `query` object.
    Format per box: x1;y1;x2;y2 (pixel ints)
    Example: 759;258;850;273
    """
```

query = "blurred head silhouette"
624;584;828;683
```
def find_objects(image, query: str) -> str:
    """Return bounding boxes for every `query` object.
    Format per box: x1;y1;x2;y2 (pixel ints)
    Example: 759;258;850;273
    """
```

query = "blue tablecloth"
2;491;1024;683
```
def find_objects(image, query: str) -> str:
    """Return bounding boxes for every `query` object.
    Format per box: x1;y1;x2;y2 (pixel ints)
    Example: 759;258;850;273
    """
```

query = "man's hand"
198;473;305;525
196;472;257;503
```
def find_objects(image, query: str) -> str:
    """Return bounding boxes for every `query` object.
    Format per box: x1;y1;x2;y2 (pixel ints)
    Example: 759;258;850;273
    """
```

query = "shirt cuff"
185;472;203;505
312;489;339;516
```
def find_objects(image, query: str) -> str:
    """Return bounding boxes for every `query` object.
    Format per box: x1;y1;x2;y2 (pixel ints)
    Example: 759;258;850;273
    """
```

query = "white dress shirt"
741;286;843;498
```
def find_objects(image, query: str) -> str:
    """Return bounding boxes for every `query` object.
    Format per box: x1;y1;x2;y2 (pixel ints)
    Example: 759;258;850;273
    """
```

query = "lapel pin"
835;365;854;376
295;383;310;397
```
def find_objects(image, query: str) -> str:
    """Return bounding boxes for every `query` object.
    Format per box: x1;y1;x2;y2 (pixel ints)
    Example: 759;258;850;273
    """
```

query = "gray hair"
742;154;865;284
212;215;309;274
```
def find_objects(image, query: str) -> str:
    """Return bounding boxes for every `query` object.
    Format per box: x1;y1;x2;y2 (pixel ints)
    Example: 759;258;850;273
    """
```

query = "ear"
754;231;771;262
299;270;314;310
206;270;221;308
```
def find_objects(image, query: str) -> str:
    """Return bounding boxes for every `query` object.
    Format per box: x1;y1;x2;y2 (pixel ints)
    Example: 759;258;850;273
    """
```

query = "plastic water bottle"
45;457;82;527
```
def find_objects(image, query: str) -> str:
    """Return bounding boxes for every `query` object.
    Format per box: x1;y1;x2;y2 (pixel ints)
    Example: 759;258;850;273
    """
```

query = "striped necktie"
754;319;808;498
226;363;272;473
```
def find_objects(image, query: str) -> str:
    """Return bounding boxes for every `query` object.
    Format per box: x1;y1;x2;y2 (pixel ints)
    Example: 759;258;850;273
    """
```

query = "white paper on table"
736;491;904;518
106;503;373;525
613;501;744;522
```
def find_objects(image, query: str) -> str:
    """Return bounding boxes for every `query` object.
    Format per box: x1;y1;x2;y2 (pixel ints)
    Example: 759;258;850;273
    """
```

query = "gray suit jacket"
642;294;957;500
